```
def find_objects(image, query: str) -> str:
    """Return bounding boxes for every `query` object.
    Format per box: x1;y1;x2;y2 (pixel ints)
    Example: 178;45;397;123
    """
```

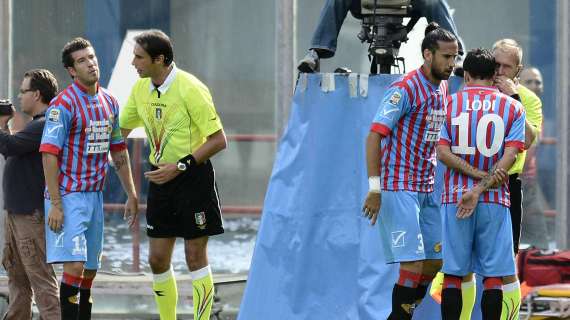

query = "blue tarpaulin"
239;73;481;320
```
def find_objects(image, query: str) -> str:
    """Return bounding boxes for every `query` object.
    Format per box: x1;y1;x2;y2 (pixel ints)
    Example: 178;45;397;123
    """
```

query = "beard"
431;64;452;81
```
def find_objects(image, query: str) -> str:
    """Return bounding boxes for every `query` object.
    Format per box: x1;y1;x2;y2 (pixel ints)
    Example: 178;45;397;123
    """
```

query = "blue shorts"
45;192;104;270
377;190;442;263
441;203;515;277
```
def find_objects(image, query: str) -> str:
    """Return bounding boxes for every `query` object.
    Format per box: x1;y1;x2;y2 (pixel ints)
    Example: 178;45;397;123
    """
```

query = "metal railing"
107;134;274;272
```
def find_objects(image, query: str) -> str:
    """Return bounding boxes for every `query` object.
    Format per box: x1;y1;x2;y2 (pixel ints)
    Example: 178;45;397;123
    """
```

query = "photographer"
0;69;60;319
298;0;464;72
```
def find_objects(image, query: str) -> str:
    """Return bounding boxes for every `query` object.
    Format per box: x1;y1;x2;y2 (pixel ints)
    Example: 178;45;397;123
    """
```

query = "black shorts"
146;160;224;239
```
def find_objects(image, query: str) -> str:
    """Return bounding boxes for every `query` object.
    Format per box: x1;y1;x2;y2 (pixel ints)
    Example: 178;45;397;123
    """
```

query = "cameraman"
298;0;464;72
0;69;60;319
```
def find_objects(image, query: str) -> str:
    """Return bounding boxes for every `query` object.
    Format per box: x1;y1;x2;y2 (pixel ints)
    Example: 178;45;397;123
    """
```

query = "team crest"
155;108;163;120
195;211;207;230
388;91;402;105
48;109;60;122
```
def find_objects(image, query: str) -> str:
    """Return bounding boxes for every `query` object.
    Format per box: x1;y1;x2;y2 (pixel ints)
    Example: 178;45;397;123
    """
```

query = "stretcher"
521;284;570;319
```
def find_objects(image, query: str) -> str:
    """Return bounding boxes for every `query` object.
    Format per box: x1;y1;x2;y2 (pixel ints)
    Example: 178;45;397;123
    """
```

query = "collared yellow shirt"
508;84;542;174
119;66;223;165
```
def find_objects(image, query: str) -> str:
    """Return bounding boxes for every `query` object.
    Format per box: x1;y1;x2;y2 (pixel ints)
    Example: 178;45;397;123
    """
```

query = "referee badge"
195;211;207;230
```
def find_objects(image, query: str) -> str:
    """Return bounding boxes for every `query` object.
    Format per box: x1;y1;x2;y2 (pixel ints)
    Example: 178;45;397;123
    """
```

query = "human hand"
124;194;139;229
457;190;479;219
0;113;14;130
144;163;180;184
490;168;509;188
47;199;64;232
495;76;518;96
362;191;381;225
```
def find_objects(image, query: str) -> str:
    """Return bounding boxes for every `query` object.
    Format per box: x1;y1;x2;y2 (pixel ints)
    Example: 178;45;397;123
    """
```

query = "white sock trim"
503;281;520;292
462;279;475;290
153;266;174;283
190;265;211;280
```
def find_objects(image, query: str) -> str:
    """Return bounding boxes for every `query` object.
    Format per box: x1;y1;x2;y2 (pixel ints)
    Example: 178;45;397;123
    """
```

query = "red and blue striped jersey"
370;67;448;192
40;82;127;194
438;85;526;207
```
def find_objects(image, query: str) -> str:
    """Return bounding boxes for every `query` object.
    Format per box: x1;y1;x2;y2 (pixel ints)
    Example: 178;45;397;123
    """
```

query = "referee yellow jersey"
508;84;542;175
119;64;223;165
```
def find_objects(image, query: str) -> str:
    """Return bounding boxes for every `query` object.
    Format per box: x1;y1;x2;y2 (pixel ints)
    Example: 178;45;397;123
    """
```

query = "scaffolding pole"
275;0;297;140
0;0;11;264
556;0;570;249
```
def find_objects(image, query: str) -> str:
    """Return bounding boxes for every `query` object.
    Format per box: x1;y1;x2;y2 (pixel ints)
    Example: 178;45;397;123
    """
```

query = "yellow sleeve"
186;83;223;138
519;85;543;137
119;83;144;129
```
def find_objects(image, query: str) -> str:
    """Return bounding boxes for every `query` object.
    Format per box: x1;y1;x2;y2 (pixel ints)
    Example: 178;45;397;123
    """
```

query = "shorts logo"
195;212;207;230
391;231;406;248
55;232;65;248
146;224;154;230
48;109;60;122
434;242;442;253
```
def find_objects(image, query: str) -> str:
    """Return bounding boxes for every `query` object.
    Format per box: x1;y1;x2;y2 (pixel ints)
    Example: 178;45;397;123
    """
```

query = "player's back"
440;85;526;207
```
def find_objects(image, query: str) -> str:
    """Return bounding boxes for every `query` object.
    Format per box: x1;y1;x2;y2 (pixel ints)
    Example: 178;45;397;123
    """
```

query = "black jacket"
0;113;46;214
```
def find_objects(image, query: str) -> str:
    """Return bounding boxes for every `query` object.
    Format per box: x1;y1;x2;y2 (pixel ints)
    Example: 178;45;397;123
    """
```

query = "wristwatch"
176;161;187;172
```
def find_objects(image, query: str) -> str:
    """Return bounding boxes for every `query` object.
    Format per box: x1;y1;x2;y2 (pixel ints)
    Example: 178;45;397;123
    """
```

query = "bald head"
520;67;543;96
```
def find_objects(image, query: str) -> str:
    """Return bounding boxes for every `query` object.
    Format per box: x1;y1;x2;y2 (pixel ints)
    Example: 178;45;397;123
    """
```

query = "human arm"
456;147;517;218
110;147;138;228
457;102;526;218
144;129;227;184
42;152;64;232
436;145;487;180
362;131;382;225
496;78;540;148
0;114;46;157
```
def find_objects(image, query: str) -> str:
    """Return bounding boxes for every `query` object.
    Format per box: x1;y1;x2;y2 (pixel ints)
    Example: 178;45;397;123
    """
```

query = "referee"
492;38;542;320
119;29;227;320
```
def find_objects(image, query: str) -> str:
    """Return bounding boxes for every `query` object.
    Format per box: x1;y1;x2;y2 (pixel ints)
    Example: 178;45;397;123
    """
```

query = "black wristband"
178;154;197;167
510;93;521;102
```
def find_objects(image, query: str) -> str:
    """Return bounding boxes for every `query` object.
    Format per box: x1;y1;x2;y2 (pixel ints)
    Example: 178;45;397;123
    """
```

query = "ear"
32;90;41;102
463;71;471;83
153;54;165;65
423;49;433;63
67;66;77;79
515;64;523;78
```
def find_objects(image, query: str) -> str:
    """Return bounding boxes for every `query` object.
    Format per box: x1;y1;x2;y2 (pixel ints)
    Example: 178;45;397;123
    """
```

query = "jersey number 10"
450;112;505;157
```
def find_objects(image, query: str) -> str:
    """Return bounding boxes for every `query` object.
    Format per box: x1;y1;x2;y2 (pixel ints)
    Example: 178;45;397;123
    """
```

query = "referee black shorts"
146;159;224;240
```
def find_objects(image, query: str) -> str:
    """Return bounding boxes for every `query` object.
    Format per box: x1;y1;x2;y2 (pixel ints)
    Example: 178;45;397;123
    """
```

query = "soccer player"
362;22;458;319
119;30;227;320
40;38;138;319
437;48;526;320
